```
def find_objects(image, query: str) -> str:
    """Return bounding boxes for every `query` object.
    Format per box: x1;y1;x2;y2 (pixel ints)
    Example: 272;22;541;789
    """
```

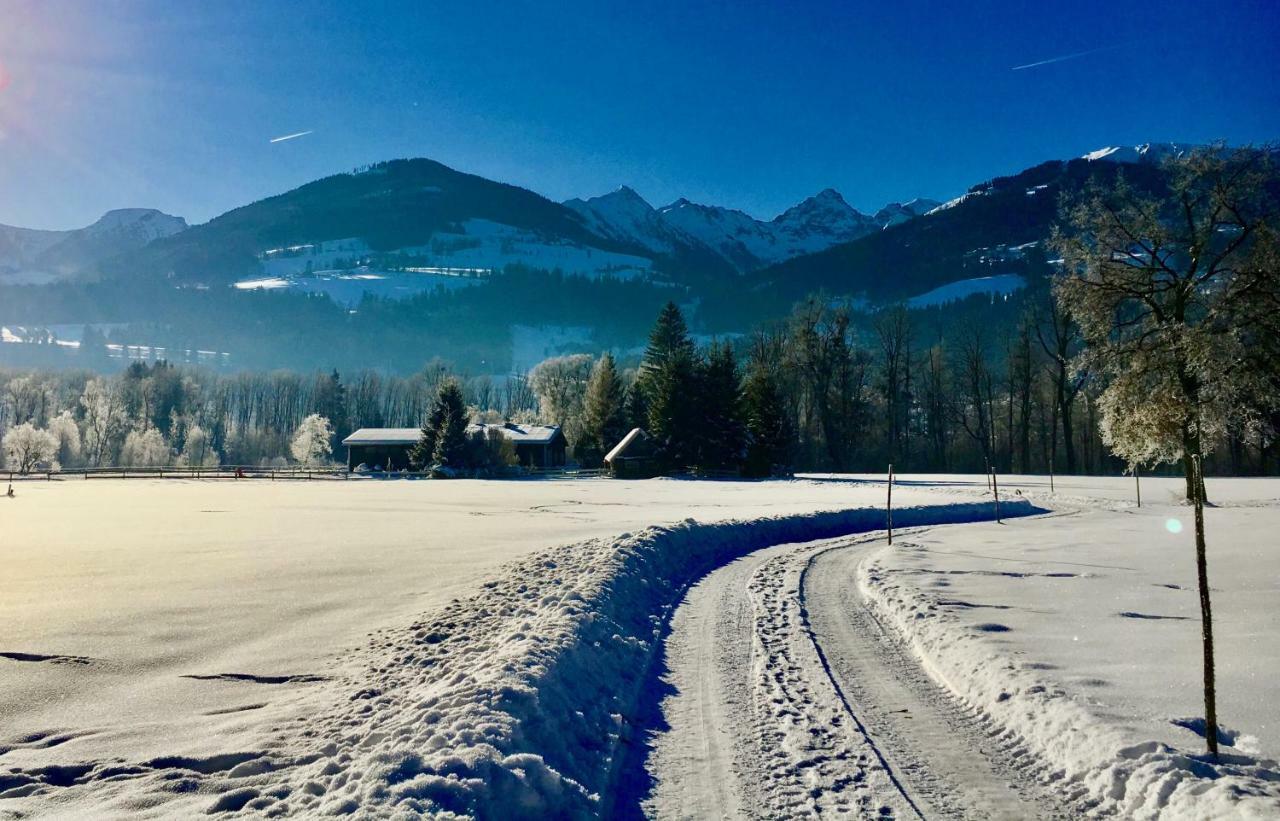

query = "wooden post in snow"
1134;464;1142;508
992;470;1002;524
886;464;894;545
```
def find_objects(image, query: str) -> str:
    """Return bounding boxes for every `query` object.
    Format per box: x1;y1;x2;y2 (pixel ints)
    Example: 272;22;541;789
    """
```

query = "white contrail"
269;130;314;143
1012;46;1116;71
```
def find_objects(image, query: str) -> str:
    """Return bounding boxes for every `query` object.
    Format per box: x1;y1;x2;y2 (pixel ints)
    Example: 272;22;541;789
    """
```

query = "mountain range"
0;142;1197;302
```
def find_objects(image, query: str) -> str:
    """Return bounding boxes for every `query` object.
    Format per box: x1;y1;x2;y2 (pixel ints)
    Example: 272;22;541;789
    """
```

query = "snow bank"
222;499;1028;817
859;533;1280;820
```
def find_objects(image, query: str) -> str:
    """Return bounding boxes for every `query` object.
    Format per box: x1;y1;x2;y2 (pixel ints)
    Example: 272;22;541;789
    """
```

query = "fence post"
1134;465;1142;508
886;463;894;545
992;470;1002;524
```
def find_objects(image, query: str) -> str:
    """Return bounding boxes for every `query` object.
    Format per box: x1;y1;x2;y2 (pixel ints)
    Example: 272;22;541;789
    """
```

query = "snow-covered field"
2;475;1277;818
856;474;1280;819
0;477;980;817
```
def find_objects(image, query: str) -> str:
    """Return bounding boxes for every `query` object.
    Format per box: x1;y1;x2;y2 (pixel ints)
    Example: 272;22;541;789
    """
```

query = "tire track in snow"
802;538;1070;819
643;526;1066;819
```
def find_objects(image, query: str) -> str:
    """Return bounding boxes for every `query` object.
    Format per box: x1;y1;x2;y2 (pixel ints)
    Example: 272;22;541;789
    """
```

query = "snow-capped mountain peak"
0;208;188;284
1081;143;1198;164
569;185;941;274
565;187;699;256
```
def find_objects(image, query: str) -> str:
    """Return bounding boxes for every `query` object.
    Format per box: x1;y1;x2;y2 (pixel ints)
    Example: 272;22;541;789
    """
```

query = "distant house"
604;428;659;478
342;423;566;471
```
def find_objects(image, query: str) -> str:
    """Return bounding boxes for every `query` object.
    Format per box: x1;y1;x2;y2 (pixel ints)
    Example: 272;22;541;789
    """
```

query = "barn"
603;427;659;478
342;423;567;471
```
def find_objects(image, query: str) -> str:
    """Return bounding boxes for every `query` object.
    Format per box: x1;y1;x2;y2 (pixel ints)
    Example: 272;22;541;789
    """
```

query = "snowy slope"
906;273;1026;308
873;197;942;227
242;221;654;304
1082;143;1198;164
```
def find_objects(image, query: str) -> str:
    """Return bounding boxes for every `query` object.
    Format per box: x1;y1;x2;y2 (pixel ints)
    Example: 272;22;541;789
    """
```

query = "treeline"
528;293;1277;478
0;266;679;374
8;288;1271;478
0;360;542;471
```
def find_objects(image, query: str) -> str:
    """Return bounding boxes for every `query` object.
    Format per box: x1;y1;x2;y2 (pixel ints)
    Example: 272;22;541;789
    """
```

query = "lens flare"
1165;518;1184;534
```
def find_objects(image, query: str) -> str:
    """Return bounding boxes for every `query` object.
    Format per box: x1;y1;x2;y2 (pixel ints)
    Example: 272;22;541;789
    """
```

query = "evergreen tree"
410;378;468;469
314;369;349;449
580;353;628;466
698;341;745;470
431;379;470;469
623;381;648;432
742;363;792;477
640;302;701;469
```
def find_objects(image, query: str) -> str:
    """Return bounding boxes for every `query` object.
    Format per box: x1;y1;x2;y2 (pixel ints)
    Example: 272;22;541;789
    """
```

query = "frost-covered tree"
529;354;594;449
1054;145;1280;759
1054;146;1280;495
119;428;172;467
47;411;82;468
179;424;219;467
80;378;125;467
290;414;334;466
2;423;59;473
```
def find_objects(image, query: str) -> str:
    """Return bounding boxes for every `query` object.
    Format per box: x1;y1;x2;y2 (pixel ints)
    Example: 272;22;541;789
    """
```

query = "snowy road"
640;529;1064;820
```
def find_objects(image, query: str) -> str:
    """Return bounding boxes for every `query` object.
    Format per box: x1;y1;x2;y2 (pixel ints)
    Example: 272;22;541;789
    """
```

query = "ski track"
643;529;1068;820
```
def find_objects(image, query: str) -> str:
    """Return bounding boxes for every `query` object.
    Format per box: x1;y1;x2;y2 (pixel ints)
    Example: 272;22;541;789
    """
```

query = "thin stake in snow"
1193;455;1218;760
886;464;894;545
1134;465;1142;508
992;470;1002;524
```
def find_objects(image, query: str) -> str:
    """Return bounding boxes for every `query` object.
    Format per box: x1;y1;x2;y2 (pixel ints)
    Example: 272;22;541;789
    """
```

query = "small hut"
604;428;659;478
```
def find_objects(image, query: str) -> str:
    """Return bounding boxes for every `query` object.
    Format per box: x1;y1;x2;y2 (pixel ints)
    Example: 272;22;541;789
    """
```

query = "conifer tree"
581;353;628;465
411;378;469;470
431;379;470;469
699;341;745;470
742;363;791;477
640;302;701;469
623;382;648;432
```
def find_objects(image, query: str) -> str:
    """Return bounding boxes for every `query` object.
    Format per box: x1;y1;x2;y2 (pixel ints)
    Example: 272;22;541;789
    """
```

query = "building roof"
341;428;422;446
604;427;655;463
342;423;563;448
469;422;564;445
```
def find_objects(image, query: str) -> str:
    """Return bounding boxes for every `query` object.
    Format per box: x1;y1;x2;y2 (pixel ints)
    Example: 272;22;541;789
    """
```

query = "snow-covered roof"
604;428;655;463
342;423;563;448
469;423;563;445
342;428;422;446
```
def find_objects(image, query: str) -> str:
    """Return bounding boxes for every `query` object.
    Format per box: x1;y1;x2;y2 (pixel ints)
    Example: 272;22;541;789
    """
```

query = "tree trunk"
1191;455;1218;760
1059;391;1076;473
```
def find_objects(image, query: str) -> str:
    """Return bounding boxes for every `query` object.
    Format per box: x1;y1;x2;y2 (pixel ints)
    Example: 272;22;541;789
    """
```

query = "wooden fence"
4;465;609;482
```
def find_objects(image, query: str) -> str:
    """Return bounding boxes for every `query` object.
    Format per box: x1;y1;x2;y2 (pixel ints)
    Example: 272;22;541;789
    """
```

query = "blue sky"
1;0;1277;229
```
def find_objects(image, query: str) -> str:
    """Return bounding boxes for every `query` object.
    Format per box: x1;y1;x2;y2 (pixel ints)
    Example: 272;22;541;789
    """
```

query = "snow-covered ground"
2;475;1277;818
0;477;975;817
855;474;1280;819
906;273;1026;308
